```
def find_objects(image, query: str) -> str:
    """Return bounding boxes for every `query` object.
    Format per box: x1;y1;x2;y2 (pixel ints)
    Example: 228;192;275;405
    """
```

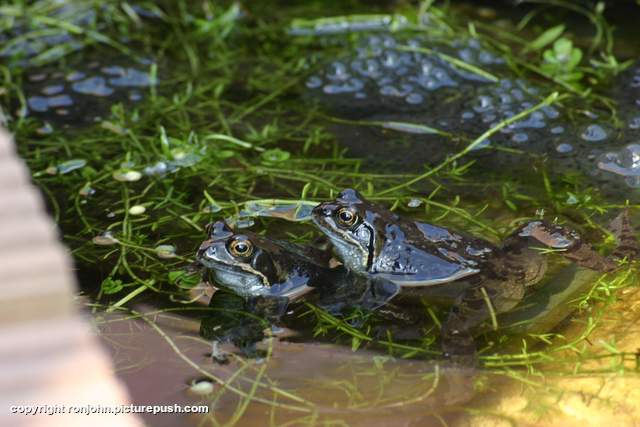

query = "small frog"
196;221;399;359
312;189;637;362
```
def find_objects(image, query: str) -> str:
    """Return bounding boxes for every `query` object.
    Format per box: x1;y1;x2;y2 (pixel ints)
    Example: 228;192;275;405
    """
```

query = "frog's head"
197;221;282;297
311;189;385;272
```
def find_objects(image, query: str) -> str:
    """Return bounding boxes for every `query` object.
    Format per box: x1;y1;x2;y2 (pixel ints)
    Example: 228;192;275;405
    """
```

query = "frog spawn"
306;35;503;107
306;34;567;151
462;79;562;146
306;34;640;192
23;62;157;125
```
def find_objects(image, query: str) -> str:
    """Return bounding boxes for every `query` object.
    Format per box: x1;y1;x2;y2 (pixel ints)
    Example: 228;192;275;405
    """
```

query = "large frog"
196;221;399;359
312;189;637;362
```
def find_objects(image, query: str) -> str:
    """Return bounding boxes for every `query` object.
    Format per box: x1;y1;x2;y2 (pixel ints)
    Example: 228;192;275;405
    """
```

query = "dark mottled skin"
312;189;637;364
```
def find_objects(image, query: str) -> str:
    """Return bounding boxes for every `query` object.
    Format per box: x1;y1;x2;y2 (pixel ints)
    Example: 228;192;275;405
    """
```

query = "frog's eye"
336;207;358;227
228;238;254;257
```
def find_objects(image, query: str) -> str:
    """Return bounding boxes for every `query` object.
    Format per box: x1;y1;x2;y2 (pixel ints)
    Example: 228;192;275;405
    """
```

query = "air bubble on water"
28;73;47;82
550;126;565;134
382;35;396;48
66;71;86;82
378;85;392;96
235;218;255;229
48;95;73;108
41;85;64;96
93;231;119;246
471;139;491;150
498;93;512;105
27;97;49;112
101;66;125;76
37;122;54;135
57;159;86;174
109;68;156;87
305;76;322;89
556;143;573;153
204;202;222;213
510;89;524;101
381;51;398;68
473;96;493;112
581;124;607;142
129;91;142;102
512;132;528;143
188;379;214;396
482;113;496;123
72;76;114;96
326;62;349;81
407;198;422;208
113;169;142;182
155;244;177;259
323;78;363;94
128;205;146;215
542;106;559;119
628;117;640;130
79;183;95;197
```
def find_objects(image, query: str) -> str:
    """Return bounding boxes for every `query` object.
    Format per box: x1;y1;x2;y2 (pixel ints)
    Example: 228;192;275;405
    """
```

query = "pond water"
2;0;640;426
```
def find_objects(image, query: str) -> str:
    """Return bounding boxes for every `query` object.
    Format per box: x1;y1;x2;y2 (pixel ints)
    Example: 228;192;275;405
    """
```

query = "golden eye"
229;238;253;257
336;207;357;227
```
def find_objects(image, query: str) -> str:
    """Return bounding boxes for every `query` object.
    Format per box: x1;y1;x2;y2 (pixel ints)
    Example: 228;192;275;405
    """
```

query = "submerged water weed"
2;0;640;424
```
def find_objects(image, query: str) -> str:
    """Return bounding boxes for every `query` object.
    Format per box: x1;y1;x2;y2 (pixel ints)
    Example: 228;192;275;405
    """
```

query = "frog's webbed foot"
508;220;617;272
609;209;640;260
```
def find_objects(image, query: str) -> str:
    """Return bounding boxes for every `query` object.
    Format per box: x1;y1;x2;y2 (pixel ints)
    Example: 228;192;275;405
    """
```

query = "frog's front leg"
504;220;617;272
442;278;525;365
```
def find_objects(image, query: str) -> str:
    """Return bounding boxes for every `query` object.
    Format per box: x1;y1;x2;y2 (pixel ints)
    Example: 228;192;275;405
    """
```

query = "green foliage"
541;37;583;82
100;277;124;295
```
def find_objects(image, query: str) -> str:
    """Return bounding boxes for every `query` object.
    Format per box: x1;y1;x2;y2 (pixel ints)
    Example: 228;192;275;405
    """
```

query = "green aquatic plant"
541;37;583;83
